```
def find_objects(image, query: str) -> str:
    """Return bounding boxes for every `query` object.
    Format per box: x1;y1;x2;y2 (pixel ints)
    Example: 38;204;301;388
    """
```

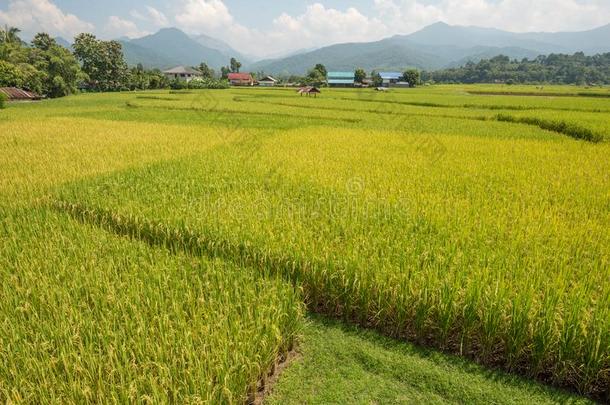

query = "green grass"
267;315;592;404
1;84;609;402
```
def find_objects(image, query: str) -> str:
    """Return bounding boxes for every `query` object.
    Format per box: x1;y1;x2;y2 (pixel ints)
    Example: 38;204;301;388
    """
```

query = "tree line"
3;25;609;99
287;64;421;87
422;53;610;85
0;27;239;98
294;54;610;87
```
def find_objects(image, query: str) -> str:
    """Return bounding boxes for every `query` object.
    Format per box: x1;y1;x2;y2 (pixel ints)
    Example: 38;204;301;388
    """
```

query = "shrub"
188;77;230;90
170;79;188;90
0;92;6;109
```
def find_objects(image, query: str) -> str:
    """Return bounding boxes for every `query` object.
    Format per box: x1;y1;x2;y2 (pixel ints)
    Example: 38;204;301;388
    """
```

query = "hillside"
118;40;177;69
248;39;445;75
54;37;71;49
193;33;250;64
126;28;230;69
248;22;610;75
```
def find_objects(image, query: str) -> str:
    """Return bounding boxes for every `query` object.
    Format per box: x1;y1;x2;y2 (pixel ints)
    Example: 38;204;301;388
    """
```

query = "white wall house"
258;76;278;87
163;66;203;82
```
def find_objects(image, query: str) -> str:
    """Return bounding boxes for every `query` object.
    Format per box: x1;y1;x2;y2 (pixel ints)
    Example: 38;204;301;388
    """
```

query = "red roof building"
227;73;254;86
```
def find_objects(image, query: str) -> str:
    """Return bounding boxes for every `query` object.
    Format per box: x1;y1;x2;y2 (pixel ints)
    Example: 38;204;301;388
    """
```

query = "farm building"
327;72;355;87
390;81;413;88
258;76;278;87
0;87;42;101
163;66;202;82
379;72;402;87
228;73;255;86
298;86;321;97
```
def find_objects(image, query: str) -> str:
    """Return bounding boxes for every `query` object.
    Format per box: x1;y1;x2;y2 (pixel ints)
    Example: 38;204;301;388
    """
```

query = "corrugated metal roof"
0;87;42;100
328;79;355;84
327;72;355;79
228;73;253;80
379;72;402;79
163;66;201;75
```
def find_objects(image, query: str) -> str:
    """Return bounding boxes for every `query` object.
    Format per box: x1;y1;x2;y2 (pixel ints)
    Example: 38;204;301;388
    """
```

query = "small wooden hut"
297;86;321;97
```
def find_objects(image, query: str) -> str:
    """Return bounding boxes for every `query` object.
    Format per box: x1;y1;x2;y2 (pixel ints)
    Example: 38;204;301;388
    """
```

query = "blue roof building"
327;71;355;87
379;72;402;80
379;72;403;87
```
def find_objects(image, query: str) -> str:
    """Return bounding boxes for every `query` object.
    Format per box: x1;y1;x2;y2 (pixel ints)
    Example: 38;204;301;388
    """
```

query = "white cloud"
374;0;610;34
0;0;94;39
146;6;169;27
130;6;169;28
171;0;610;58
103;16;149;39
271;4;388;47
175;0;234;32
173;1;390;57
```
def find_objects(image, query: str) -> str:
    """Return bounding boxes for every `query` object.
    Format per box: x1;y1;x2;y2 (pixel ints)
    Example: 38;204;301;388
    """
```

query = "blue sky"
1;0;609;57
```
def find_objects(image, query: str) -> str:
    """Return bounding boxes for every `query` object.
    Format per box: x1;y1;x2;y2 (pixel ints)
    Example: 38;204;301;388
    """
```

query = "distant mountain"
263;46;320;61
444;47;542;68
518;23;610;54
406;22;610;54
193;33;250;63
111;23;610;73
248;39;445;76
124;28;230;69
248;22;610;75
118;40;177;69
404;22;562;53
54;37;71;49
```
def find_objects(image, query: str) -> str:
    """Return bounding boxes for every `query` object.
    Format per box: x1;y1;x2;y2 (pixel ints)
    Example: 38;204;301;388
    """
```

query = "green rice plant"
2;85;609;401
0;207;303;403
50;124;610;396
495;114;603;142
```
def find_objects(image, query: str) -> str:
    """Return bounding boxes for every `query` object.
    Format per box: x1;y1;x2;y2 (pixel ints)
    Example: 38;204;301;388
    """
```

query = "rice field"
1;84;609;402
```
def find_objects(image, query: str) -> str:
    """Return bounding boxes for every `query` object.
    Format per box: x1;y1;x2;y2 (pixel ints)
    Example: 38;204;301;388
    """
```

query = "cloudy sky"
1;0;609;57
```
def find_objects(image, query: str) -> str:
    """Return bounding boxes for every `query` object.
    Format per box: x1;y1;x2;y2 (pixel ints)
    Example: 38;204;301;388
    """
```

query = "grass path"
267;316;592;404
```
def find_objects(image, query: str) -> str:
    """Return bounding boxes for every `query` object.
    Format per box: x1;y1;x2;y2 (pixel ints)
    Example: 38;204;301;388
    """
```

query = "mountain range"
56;22;610;74
122;28;248;69
250;22;610;75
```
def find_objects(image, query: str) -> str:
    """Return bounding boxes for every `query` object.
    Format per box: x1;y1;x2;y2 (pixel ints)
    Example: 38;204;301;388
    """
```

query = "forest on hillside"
423;53;610;85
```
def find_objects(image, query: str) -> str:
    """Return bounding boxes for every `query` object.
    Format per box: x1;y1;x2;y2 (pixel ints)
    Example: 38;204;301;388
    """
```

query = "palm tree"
1;25;22;45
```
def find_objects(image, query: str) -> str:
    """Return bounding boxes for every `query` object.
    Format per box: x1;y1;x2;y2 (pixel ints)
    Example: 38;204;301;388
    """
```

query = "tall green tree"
354;68;366;84
30;33;82;97
0;26;23;45
424;52;610;85
230;57;241;73
198;62;214;79
371;71;383;87
73;33;128;91
0;26;27;61
0;29;42;93
306;63;328;86
220;66;230;79
313;63;327;78
402;69;420;87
